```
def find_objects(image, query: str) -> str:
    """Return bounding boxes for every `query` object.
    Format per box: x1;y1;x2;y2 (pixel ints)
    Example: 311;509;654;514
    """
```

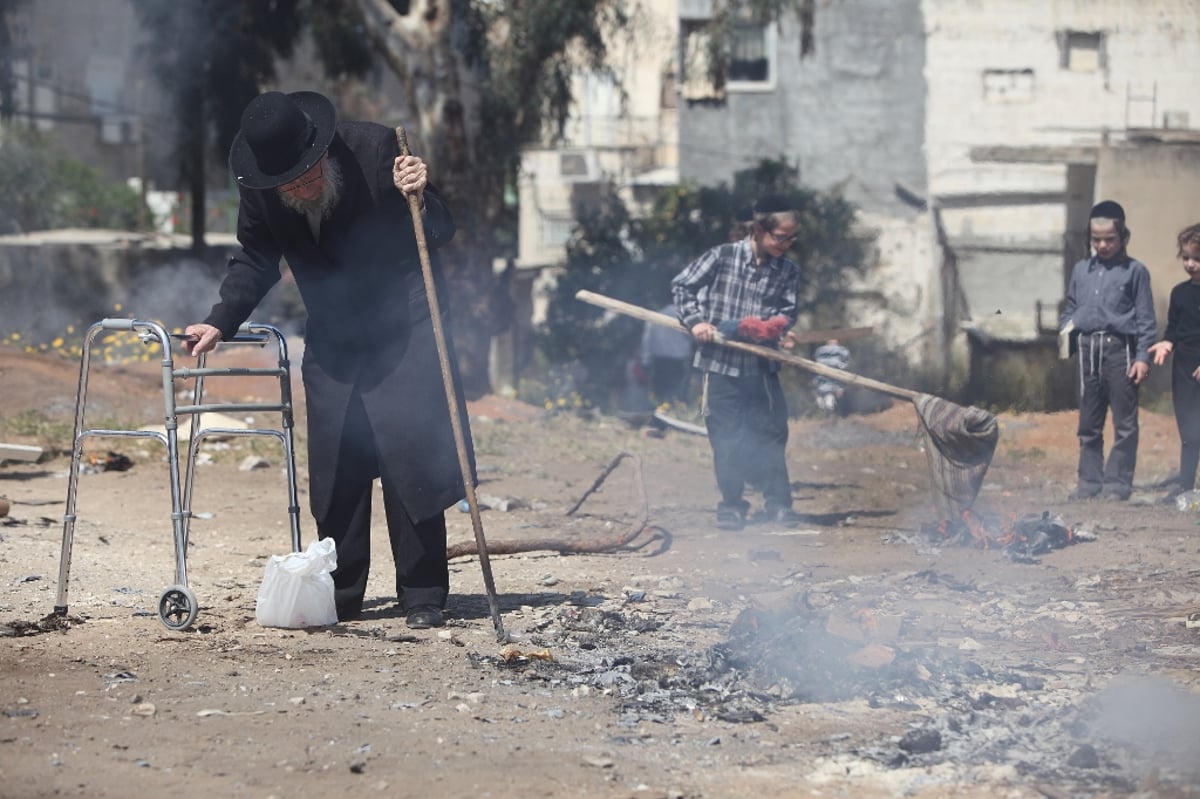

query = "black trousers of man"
704;371;793;517
1075;334;1140;499
317;392;449;620
1171;355;1200;492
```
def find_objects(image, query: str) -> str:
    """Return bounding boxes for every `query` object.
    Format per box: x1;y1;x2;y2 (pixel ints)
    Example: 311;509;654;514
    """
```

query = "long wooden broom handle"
396;128;505;640
575;290;922;402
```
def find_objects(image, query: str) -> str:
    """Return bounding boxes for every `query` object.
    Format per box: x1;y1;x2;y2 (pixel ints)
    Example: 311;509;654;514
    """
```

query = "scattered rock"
239;455;271;471
898;728;942;754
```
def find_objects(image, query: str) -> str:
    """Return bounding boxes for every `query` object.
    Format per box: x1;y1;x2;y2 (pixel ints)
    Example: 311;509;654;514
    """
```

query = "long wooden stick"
397;128;505;640
575;290;921;402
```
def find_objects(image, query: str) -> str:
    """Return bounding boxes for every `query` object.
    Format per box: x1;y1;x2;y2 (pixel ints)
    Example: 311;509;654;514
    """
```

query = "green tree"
538;159;874;410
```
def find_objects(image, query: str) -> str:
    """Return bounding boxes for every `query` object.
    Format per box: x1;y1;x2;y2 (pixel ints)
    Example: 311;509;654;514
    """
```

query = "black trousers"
1172;355;1200;492
316;392;449;620
1075;334;1140;497
703;371;792;513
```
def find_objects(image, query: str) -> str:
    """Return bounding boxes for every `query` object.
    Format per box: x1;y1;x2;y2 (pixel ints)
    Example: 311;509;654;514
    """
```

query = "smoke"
1091;675;1200;772
0;244;302;352
124;258;226;331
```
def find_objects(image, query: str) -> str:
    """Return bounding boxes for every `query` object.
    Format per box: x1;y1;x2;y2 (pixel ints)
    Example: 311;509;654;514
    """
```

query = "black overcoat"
204;121;474;524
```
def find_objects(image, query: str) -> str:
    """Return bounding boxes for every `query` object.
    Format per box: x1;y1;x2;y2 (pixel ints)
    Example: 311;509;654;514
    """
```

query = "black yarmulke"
753;194;792;214
1089;200;1125;222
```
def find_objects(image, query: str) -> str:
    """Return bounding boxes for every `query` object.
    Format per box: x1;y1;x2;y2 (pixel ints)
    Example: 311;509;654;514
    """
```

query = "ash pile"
479;598;1200;794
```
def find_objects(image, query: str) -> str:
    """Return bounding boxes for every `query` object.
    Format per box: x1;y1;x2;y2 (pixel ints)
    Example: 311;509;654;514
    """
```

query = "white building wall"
849;211;940;349
922;0;1200;349
924;0;1200;240
517;0;679;271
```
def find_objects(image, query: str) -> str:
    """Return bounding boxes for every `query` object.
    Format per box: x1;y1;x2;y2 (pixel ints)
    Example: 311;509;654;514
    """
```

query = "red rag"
735;317;772;342
736;316;789;343
764;316;790;339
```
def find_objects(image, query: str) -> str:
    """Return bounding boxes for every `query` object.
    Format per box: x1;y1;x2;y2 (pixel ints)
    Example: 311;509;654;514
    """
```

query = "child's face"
1182;241;1200;283
755;219;800;259
1089;220;1123;260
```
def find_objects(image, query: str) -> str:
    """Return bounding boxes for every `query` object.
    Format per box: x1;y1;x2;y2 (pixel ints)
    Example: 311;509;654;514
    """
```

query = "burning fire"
924;508;1079;562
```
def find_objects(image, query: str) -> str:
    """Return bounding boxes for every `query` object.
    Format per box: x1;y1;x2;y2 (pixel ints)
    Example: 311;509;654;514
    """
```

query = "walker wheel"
157;585;198;630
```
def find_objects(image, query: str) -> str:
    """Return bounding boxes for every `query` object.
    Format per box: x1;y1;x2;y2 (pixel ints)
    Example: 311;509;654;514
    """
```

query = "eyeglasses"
765;229;798;245
279;158;325;193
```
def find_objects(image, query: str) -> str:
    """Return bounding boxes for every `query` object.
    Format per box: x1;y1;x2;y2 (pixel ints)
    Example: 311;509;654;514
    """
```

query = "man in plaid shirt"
671;194;803;530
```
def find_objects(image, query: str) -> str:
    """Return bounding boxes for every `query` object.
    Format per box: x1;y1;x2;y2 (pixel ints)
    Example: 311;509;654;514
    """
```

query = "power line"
3;108;105;124
11;71;163;121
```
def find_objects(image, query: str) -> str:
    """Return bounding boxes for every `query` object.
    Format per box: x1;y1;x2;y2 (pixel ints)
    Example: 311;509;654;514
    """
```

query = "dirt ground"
2;342;1200;799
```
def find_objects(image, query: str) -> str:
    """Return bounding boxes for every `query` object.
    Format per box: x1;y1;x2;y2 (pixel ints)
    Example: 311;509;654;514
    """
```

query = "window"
679;18;776;102
559;153;590;179
680;21;722;102
727;22;775;90
982;69;1035;103
729;24;768;82
1060;31;1104;72
541;216;574;247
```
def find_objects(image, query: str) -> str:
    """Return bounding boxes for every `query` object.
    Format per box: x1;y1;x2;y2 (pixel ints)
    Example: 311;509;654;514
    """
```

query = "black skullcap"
1089;200;1125;222
753;193;793;214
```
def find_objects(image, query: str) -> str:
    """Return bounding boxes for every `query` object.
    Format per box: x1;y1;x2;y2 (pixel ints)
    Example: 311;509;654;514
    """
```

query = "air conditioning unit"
99;115;124;145
559;151;597;182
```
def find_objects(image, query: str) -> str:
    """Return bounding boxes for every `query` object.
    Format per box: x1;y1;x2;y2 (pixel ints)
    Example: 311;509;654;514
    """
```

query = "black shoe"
1158;489;1183;506
1066;488;1100;501
405;606;445;629
716;506;746;531
763;506;803;527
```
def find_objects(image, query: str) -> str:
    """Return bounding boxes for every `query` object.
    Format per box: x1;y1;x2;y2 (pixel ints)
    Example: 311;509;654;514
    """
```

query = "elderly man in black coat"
184;90;474;629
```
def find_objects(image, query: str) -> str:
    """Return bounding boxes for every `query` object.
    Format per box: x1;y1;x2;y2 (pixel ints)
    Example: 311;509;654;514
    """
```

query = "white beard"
278;156;343;220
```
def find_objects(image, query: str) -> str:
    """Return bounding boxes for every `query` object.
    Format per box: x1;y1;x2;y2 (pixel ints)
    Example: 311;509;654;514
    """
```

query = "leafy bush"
0;128;148;232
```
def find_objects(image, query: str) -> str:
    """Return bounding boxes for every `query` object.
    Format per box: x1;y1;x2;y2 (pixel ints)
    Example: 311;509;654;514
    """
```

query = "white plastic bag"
255;538;339;628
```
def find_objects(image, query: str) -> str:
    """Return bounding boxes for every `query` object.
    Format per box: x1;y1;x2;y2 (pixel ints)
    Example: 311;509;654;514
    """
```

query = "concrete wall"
678;0;928;217
1095;142;1200;330
0;232;301;352
927;0;1200;313
926;0;1200;241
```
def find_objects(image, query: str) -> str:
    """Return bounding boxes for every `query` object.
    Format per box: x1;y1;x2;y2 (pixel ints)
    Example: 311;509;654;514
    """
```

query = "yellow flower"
51;337;64;349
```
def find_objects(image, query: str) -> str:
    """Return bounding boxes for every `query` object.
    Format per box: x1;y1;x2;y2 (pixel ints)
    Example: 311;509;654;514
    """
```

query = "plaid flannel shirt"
671;238;801;377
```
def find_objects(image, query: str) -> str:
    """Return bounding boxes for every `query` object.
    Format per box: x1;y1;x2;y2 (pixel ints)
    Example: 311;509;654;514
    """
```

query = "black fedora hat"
229;91;337;189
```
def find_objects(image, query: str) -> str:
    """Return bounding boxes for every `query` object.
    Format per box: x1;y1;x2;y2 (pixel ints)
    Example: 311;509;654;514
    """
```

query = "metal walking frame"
53;318;302;631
